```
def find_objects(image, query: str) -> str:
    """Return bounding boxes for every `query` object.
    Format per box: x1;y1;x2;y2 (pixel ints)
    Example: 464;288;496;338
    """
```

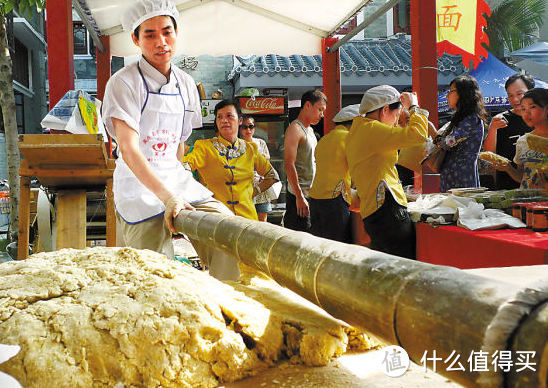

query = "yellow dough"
0;247;377;388
478;151;510;166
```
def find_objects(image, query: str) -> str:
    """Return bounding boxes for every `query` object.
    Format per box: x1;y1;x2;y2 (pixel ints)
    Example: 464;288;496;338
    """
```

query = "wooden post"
96;35;114;156
17;176;31;260
56;190;87;249
46;0;74;109
96;36;111;103
105;178;116;247
410;0;439;193
321;37;341;135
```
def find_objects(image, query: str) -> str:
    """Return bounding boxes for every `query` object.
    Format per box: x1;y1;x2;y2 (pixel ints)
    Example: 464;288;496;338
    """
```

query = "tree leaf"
485;0;546;57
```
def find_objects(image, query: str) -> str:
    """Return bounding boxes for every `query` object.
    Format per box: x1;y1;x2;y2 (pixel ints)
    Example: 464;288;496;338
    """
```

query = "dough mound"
0;247;376;388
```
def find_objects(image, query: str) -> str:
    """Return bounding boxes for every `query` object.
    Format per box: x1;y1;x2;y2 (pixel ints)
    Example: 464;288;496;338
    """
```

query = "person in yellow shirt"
184;99;279;220
346;85;429;259
309;104;360;243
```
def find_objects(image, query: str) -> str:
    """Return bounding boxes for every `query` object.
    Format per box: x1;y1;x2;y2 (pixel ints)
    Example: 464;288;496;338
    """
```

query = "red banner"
237;97;286;115
436;0;491;69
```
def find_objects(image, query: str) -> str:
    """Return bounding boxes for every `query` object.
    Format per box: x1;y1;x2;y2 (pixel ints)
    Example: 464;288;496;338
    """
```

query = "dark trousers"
284;191;311;232
309;195;351;243
362;192;416;260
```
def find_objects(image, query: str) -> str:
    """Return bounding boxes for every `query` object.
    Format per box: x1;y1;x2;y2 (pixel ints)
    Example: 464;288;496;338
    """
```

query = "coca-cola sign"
237;97;286;115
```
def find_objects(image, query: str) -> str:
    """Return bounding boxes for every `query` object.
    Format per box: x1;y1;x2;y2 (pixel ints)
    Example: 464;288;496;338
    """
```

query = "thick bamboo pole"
174;210;548;388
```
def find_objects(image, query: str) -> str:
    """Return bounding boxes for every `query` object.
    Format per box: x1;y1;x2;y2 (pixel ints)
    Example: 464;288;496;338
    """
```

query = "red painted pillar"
410;0;439;193
96;36;111;103
321;38;341;135
46;0;74;109
96;35;113;154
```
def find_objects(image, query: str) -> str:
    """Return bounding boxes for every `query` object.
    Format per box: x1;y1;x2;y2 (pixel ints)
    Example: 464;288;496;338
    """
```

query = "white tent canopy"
77;0;370;57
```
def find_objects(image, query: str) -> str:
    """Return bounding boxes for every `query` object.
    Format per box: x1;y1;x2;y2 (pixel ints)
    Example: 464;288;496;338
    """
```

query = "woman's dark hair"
241;115;254;125
213;99;242;133
449;75;489;127
522;88;548;109
134;16;178;39
388;101;402;111
238;115;254;138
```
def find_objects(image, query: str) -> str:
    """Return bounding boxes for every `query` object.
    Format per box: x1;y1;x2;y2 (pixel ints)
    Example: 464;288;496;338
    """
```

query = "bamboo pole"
174;210;548;388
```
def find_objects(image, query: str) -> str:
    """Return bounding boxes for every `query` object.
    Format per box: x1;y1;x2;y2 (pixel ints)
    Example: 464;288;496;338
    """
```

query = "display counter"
416;222;548;268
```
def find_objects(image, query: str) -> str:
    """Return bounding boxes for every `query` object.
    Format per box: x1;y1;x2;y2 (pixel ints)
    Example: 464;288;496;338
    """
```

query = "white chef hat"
333;104;360;123
359;85;401;114
121;0;180;33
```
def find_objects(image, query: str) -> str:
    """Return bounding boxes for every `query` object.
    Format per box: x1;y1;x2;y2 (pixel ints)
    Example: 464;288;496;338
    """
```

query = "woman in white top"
239;116;272;221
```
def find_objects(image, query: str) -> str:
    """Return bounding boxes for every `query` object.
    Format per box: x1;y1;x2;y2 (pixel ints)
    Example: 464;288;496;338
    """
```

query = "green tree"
0;0;45;242
485;0;546;58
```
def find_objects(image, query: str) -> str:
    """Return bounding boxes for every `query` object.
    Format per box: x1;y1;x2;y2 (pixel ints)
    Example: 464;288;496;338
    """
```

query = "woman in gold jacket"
184;99;279;220
346;85;428;259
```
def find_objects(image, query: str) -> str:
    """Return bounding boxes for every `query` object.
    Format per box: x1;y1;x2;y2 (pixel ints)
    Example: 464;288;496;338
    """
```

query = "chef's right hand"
489;115;508;132
164;196;195;234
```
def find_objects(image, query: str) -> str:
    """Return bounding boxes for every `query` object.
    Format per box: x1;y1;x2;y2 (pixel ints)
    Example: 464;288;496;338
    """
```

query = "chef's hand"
164;196;195;234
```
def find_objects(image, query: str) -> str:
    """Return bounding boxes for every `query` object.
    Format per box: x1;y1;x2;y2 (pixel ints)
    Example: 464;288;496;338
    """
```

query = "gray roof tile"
228;34;465;80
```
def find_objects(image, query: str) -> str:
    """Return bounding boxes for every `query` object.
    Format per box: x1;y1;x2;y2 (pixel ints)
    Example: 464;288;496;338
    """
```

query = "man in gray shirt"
283;90;327;232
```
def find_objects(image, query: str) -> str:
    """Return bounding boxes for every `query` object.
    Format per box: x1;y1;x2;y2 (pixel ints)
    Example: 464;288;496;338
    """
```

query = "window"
12;38;29;88
0;91;25;134
15;92;24;134
73;22;95;56
393;0;411;34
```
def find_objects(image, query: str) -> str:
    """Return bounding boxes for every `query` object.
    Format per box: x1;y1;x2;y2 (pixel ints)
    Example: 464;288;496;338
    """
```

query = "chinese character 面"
437;5;462;31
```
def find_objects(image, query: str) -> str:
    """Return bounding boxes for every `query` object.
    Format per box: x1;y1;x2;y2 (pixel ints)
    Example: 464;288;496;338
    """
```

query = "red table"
416;222;548;268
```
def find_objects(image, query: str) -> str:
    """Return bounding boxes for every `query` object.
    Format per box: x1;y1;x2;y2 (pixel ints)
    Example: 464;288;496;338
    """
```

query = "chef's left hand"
164;196;195;234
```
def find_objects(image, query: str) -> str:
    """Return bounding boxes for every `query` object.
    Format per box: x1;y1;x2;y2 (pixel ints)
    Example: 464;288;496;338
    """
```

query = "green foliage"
485;0;546;57
0;0;45;17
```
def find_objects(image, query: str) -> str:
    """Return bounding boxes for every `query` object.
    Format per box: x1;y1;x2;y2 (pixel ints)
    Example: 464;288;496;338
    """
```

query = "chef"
102;0;239;280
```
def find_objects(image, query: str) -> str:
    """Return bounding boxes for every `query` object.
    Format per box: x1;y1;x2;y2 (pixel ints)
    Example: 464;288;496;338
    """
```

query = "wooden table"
18;134;116;259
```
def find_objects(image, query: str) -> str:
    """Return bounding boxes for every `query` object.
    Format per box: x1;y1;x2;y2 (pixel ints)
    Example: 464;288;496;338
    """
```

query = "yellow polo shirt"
309;125;351;204
184;136;272;220
345;112;428;219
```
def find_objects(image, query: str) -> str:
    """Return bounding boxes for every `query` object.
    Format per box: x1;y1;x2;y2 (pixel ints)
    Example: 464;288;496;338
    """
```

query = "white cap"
333;104;360;122
121;0;179;33
359;85;401;114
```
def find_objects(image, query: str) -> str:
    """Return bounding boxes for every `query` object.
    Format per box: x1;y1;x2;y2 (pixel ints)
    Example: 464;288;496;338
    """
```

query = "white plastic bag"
457;203;526;230
41;90;107;141
265;181;282;201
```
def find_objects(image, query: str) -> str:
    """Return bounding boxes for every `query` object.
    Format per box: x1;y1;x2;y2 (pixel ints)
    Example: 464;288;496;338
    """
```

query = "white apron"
114;65;212;224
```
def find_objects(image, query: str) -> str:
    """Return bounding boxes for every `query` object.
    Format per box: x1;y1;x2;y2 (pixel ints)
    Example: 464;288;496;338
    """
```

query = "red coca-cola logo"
152;143;167;152
244;97;279;110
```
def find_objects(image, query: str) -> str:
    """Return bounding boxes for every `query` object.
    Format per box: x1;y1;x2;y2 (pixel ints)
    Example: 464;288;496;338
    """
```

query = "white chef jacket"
102;56;212;223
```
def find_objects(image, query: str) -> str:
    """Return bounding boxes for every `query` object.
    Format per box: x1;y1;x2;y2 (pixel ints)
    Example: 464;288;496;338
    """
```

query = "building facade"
0;11;48;181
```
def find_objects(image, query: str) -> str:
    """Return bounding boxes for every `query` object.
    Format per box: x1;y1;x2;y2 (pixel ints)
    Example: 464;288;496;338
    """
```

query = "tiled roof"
228;34;466;80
